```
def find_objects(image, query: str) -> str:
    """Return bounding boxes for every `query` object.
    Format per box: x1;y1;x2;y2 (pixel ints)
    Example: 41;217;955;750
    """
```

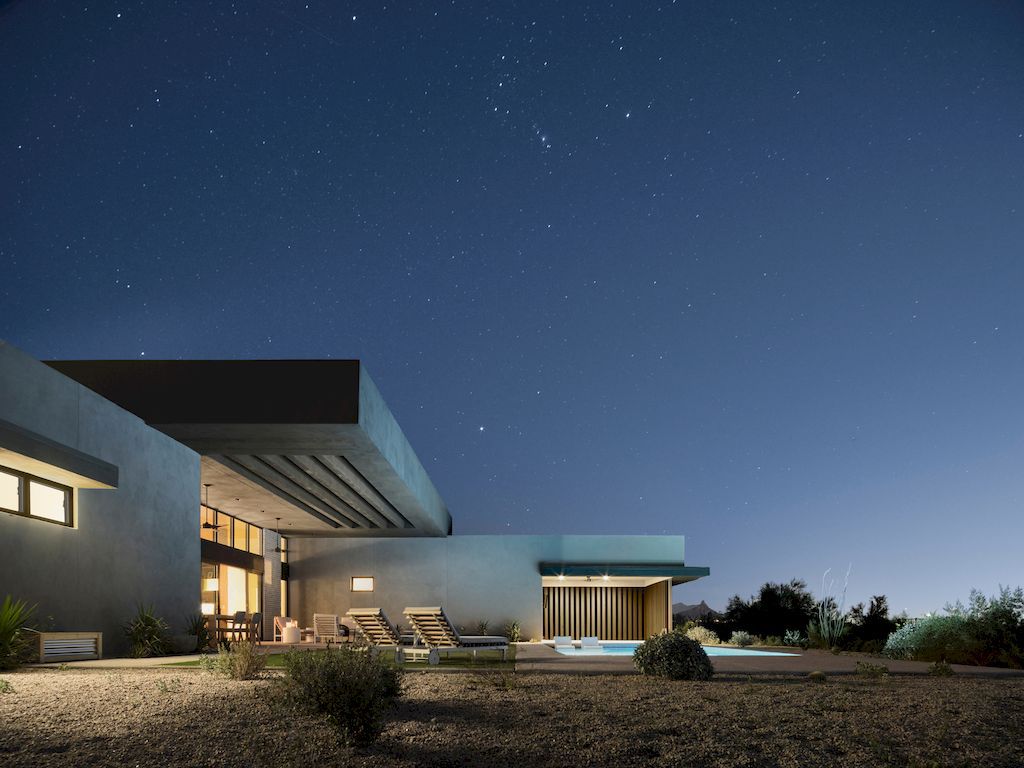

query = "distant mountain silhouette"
672;600;721;619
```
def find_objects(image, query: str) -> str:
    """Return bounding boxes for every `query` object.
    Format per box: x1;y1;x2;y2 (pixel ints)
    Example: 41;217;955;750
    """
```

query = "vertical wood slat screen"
542;587;648;640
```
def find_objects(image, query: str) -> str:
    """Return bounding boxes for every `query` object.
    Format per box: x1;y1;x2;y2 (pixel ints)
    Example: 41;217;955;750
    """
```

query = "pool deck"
512;643;1024;677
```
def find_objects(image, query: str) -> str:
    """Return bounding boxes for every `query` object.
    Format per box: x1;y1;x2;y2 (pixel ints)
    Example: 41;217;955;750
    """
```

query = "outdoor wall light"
602;574;610;581
200;602;215;615
557;574;565;581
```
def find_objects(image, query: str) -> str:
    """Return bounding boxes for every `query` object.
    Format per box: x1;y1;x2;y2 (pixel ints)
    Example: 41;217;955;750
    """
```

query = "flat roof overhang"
539;562;710;585
0;417;118;489
46;360;450;537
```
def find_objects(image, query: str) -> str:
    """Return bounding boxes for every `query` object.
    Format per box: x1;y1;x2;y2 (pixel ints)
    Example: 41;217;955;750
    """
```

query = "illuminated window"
0;466;71;527
0;470;19;513
351;576;374;592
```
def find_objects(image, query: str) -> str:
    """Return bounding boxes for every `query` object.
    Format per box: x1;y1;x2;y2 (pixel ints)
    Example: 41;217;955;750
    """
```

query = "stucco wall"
289;534;686;640
0;341;200;656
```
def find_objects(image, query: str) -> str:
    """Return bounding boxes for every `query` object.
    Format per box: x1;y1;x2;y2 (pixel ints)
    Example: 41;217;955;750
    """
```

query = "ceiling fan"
200;484;227;529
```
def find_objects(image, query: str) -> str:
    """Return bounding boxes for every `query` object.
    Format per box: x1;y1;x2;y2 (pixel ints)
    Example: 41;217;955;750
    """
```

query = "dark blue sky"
2;1;1023;615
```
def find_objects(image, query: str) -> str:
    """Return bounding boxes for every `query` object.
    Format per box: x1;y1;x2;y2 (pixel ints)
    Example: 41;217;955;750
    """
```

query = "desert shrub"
729;631;753;647
885;587;1024;668
0;596;36;670
952;586;1024;668
763;635;782;647
883;614;968;663
808;670;827;683
783;629;807;648
503;621;521;643
280;646;402;746
0;678;13;694
685;625;721;646
214;640;266;680
475;620;489;635
634;632;713;680
928;660;954;677
124;604;170;658
855;660;889;678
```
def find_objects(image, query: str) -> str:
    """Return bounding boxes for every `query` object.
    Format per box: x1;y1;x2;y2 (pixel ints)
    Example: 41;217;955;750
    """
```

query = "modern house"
0;340;708;654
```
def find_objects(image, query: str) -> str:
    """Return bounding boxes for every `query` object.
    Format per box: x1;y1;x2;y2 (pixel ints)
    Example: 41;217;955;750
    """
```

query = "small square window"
351;576;374;592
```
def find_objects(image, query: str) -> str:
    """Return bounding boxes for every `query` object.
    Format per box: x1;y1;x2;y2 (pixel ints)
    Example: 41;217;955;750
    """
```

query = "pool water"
553;642;798;657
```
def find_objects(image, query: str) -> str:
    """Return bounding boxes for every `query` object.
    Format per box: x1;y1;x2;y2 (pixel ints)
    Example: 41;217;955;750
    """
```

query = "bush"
883;587;1024;668
685;625;721;646
633;632;713;680
280;646;402;746
503;621;521;643
855;660;889;678
783;629;807;648
214;641;266;680
763;635;782;647
475;620;489;635
0;596;36;670
883;614;968;663
729;631;753;647
808;670;827;683
124;604;171;658
929;660;954;677
0;678;13;694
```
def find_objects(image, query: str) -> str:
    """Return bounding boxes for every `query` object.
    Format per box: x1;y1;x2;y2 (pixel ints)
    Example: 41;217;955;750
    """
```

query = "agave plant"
0;595;36;670
124;604;170;658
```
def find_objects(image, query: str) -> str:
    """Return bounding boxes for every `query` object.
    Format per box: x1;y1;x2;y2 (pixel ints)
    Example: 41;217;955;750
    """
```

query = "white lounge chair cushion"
553;635;573;647
581;636;600;647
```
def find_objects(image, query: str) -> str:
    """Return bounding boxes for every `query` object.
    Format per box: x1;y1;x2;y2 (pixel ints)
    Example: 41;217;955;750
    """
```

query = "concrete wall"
0;341;200;656
289;534;686;640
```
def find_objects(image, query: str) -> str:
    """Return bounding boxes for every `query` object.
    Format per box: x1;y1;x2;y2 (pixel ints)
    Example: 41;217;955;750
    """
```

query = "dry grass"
1;668;1022;767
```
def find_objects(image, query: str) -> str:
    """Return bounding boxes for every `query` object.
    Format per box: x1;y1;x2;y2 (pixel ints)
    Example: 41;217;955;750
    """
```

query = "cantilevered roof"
46;360;451;537
539;562;710;585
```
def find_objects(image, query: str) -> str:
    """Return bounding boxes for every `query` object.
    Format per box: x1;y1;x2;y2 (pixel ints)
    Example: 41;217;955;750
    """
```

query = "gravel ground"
1;668;1023;767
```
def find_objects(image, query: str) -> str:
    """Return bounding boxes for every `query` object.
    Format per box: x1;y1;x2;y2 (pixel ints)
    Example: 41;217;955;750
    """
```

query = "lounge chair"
273;615;294;642
581;635;600;649
313;613;342;644
402;606;508;665
553;635;573;648
346;608;401;647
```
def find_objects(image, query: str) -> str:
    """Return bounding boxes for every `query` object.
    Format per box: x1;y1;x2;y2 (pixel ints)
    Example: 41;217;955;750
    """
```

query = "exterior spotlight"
557;573;565;581
602;574;610;581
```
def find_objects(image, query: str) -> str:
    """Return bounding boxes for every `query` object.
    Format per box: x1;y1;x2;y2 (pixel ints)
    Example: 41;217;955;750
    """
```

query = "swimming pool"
553;642;798;657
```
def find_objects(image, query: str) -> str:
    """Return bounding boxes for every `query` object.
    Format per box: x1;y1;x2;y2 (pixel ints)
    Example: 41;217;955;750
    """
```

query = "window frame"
351;576;375;593
0;466;73;527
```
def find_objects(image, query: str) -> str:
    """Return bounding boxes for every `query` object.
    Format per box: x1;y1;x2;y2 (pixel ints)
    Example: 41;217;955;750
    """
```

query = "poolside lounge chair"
402;606;509;665
346;608;401;648
581;635;600;649
313;613;342;644
553;635;573;648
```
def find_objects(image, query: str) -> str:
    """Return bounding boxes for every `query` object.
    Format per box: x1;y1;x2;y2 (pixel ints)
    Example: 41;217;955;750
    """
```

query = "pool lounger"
402;606;509;665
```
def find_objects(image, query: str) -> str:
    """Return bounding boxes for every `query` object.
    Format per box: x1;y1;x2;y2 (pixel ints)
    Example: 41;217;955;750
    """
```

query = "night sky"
2;2;1023;616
